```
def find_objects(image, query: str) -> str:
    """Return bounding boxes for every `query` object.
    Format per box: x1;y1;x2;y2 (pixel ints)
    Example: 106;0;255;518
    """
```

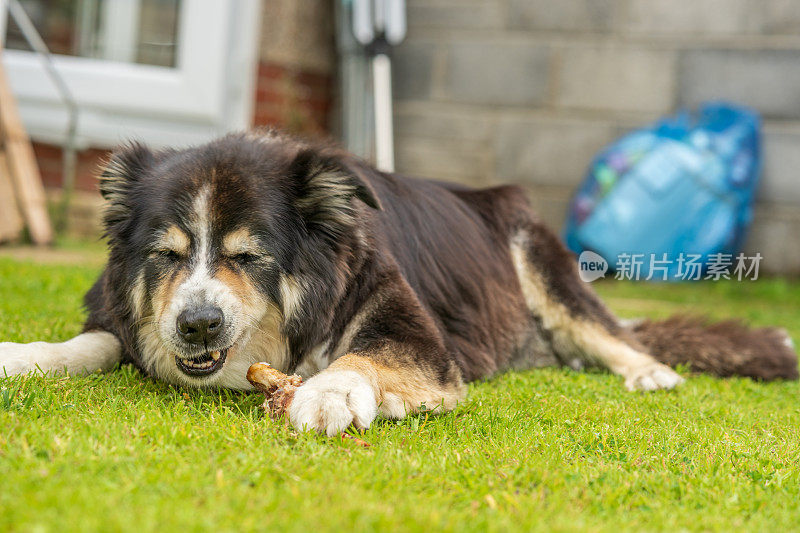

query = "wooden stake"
0;48;53;245
0;149;24;242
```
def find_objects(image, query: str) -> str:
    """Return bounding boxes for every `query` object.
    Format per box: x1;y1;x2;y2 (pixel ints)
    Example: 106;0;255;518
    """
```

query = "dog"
0;130;796;435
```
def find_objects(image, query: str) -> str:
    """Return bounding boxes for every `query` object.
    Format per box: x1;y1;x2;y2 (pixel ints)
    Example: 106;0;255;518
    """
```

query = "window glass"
5;0;181;67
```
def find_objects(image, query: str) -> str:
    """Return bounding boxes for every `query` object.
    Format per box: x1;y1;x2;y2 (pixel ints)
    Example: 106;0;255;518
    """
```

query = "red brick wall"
253;60;332;135
33;143;111;192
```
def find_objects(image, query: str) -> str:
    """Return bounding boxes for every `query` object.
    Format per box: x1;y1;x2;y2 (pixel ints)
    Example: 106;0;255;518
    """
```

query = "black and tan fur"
0;130;796;435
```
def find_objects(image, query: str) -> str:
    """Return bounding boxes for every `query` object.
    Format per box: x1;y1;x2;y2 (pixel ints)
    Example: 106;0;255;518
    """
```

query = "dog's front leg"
289;348;466;436
0;330;122;377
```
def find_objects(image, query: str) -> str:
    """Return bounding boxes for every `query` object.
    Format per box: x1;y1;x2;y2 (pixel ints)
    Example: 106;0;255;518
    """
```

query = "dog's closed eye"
153;225;190;260
228;252;259;264
152;249;183;261
222;228;269;265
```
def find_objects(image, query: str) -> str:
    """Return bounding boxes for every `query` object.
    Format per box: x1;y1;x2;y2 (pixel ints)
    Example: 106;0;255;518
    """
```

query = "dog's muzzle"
174;305;230;377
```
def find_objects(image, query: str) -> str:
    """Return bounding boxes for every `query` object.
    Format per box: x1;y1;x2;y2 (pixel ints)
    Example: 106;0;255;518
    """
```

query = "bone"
246;362;302;420
245;362;371;447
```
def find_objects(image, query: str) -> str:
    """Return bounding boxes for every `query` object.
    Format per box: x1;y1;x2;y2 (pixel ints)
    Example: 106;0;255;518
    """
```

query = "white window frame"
0;0;260;149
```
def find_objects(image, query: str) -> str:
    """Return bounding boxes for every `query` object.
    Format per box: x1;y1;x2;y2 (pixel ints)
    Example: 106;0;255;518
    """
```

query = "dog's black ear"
290;149;381;238
99;143;154;229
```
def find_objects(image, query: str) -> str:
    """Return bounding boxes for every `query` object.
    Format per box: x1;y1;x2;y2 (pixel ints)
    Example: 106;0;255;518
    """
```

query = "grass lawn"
1;247;799;532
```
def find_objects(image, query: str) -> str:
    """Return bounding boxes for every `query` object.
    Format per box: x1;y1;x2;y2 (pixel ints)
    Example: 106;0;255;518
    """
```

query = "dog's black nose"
176;306;224;345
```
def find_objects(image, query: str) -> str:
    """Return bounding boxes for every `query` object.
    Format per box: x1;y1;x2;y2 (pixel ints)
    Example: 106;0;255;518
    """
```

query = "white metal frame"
0;0;260;149
98;0;142;64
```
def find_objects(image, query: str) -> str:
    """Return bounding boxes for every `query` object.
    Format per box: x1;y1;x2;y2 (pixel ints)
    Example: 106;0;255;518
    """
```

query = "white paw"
0;342;48;376
624;362;684;391
288;370;378;436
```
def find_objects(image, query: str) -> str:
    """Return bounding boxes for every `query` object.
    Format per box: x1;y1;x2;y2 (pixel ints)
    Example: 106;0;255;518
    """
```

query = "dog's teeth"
178;350;226;374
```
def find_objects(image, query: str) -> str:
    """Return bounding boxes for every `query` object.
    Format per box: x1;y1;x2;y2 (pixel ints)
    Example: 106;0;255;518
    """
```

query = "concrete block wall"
392;0;800;274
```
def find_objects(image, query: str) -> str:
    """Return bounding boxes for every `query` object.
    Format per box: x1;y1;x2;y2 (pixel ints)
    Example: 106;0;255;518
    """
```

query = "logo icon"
578;251;608;282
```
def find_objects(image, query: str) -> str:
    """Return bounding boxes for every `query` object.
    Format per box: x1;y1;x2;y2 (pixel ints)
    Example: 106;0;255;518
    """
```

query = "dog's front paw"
288;370;378;436
624;362;684;391
0;342;46;375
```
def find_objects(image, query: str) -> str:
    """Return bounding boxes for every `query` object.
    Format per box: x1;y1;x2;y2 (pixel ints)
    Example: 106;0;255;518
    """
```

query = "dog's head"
99;132;379;388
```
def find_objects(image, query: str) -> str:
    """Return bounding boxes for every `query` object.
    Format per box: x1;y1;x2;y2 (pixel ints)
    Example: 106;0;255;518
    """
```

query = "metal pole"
372;52;394;172
344;0;405;171
336;0;372;161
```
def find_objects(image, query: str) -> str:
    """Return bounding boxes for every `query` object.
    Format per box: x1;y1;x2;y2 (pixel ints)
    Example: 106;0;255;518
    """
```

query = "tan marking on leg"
288;349;466;435
510;240;683;390
328;352;466;418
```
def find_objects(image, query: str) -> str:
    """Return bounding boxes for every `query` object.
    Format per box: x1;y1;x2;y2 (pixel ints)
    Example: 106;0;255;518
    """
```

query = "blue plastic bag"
563;102;761;280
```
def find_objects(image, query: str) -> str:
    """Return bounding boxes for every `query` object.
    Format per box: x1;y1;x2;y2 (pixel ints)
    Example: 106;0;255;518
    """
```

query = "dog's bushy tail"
629;316;798;381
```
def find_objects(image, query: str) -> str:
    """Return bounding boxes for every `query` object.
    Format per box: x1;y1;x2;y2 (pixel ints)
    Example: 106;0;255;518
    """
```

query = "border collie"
1;130;796;435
